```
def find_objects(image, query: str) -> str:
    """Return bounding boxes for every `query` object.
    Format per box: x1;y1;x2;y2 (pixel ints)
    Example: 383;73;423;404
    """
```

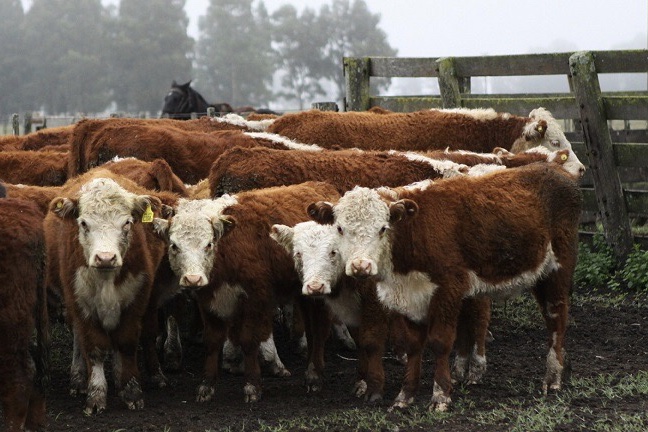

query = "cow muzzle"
348;258;375;278
180;274;207;287
93;252;119;270
302;281;330;296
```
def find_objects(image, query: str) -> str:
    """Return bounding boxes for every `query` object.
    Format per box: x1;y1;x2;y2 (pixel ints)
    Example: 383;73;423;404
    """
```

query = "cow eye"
170;243;179;252
123;220;132;231
205;242;213;250
550;140;561;148
379;226;388;236
330;250;337;258
294;252;302;259
337;226;343;236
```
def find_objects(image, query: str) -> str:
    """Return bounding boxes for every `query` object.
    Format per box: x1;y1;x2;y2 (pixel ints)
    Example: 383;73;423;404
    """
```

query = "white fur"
73;267;144;331
377;270;437;323
389;150;469;177
433;107;499;121
166;196;238;286
213;113;274;131
244;131;323;151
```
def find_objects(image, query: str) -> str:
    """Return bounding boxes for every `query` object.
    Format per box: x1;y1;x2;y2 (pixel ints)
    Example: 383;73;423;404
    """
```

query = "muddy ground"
14;291;648;432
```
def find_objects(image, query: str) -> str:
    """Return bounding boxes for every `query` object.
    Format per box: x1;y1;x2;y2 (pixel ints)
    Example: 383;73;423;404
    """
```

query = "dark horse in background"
161;80;278;119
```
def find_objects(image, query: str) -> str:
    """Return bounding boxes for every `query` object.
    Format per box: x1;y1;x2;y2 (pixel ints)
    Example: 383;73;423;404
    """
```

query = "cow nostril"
183;274;203;286
95;252;116;266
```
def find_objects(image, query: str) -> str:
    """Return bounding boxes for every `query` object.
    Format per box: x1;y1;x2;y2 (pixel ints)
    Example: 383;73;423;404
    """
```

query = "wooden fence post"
24;111;32;134
436;57;462;108
12;113;19;135
344;57;371;111
569;50;633;261
207;107;216;118
312;102;338;112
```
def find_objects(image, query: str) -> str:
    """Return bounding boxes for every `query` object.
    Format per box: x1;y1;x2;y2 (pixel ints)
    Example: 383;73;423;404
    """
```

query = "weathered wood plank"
570;50;633;259
344;57;371;111
437;58;462;108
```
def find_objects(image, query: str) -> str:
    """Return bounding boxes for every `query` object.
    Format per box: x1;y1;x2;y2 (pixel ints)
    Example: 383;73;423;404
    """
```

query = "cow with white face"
270;221;491;403
308;163;582;412
44;173;165;414
153;182;341;403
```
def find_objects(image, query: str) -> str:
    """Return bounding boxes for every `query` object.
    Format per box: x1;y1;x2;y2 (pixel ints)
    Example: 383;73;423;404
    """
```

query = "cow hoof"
70;374;87;396
429;383;451;412
149;371;169;389
305;363;322;393
119;377;144;410
353;379;367;397
196;381;215;403
244;383;262;403
388;390;413;412
366;392;383;403
270;366;291;377
83;393;106;416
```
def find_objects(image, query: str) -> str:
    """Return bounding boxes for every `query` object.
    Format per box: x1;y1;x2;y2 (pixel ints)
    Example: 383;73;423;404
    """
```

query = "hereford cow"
0;150;68;186
270;221;491;402
209;146;466;197
266;107;580;157
0;198;49;432
43;171;172;414
308;163;582;411
67;121;307;184
152;182;341;403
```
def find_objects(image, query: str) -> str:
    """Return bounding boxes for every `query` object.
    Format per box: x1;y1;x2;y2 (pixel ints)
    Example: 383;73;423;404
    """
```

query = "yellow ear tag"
142;205;154;223
56;201;63;209
560;154;568;161
537;126;544;132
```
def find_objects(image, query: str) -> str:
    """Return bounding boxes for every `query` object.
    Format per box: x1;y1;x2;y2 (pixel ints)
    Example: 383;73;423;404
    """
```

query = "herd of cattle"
0;106;587;431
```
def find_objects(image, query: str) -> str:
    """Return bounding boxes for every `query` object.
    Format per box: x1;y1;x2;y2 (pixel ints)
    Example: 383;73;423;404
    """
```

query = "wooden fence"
342;50;648;261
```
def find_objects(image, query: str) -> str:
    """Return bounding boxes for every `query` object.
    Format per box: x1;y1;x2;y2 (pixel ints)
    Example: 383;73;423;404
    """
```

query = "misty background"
4;0;648;120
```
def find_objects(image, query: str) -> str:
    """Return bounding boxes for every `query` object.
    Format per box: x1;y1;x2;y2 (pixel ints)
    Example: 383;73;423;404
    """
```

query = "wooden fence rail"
343;50;648;261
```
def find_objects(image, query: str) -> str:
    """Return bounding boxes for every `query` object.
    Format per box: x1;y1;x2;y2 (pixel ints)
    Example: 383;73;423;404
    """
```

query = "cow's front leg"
69;328;87;396
140;302;168;389
196;311;227;403
389;318;427;412
301;297;331;393
113;330;144;410
84;351;108;415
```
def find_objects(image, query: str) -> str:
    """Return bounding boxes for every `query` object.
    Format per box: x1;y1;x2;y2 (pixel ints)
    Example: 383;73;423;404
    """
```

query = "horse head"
161;80;210;119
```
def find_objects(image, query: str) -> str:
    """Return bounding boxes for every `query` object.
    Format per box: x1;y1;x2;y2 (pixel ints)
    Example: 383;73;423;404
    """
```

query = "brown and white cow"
67;120;306;184
43;171;169;414
102;157;189;196
271;221;491;402
266;107;580;157
0;198;49;432
152;182;341;403
308;163;582;411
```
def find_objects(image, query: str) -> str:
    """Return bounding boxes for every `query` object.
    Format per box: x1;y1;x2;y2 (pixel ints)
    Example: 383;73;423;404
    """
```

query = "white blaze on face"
76;178;140;269
167;196;238;287
290;222;345;296
526;145;586;178
332;187;392;279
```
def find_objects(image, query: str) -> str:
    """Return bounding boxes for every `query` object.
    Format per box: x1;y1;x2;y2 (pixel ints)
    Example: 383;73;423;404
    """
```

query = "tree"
109;0;194;114
319;0;397;102
195;0;274;107
0;0;26;118
21;0;112;114
271;5;330;110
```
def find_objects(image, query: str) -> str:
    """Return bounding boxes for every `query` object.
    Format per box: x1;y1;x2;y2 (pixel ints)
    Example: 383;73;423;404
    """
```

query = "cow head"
50;177;158;271
308;187;418;280
512;108;574;153
270;221;344;296
153;196;237;288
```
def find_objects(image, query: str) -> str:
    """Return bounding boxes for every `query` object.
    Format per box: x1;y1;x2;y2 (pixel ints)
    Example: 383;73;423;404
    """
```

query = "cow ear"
554;149;570;165
389;199;418;223
132;195;161;221
307;201;334;225
269;224;294;254
49;197;78;219
152;218;170;239
214;215;236;238
524;119;548;141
